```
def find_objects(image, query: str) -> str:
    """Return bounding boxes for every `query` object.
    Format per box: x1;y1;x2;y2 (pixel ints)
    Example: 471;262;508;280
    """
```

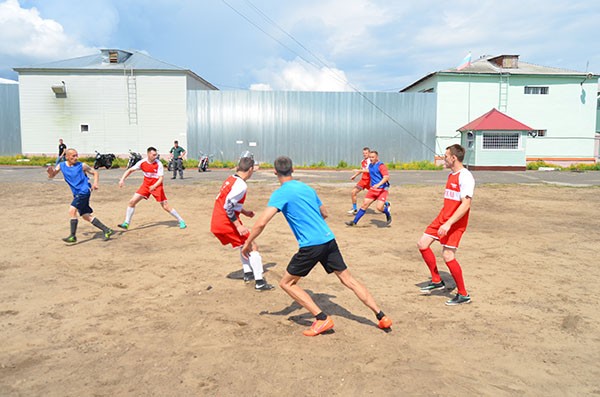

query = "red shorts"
424;218;466;249
136;183;167;202
355;179;370;190
365;187;389;202
213;231;247;248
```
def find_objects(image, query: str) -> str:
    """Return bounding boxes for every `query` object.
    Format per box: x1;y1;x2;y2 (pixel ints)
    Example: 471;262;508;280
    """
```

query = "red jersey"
435;168;475;230
211;175;247;236
131;159;164;186
360;157;371;184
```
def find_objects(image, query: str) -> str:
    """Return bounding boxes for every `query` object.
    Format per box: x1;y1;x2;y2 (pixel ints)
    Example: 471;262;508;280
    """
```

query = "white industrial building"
14;49;217;157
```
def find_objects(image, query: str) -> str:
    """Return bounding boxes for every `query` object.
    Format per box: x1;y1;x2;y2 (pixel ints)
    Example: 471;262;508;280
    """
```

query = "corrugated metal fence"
187;91;436;166
0;83;21;155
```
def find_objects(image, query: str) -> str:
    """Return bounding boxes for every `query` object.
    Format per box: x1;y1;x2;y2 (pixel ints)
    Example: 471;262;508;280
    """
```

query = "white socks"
169;209;184;222
248;251;264;281
125;206;135;224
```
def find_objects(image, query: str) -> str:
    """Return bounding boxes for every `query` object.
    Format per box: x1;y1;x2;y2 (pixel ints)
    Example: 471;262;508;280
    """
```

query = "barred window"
482;132;520;149
524;86;549;95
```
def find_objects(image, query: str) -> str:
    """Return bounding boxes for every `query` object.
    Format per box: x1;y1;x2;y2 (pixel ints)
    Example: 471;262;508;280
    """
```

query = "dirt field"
1;171;599;396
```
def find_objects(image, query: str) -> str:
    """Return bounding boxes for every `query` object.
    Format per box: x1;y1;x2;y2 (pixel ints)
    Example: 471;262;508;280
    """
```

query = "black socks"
70;219;78;236
315;312;327;321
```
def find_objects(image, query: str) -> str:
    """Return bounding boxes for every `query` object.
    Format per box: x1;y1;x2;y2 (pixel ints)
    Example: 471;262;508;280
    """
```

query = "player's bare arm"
150;176;163;191
438;196;472;237
47;163;61;179
83;163;99;190
320;205;329;219
118;168;136;187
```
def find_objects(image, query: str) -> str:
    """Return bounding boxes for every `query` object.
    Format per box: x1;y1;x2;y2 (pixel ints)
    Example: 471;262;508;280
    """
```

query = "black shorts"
287;239;348;277
70;193;93;216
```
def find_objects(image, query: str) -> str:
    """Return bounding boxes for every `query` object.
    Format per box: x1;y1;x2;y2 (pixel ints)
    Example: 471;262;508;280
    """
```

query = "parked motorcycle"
198;152;210;172
127;149;142;169
167;157;185;172
93;151;116;169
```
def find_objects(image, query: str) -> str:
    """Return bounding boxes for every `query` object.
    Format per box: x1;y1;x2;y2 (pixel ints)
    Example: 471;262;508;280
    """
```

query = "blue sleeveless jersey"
368;161;390;189
61;162;91;195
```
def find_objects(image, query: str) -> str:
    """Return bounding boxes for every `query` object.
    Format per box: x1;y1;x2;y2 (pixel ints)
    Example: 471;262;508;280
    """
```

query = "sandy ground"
1;170;600;396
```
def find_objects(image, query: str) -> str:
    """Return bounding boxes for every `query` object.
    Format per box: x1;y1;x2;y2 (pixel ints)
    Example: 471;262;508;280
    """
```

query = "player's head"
147;146;158;161
445;144;465;162
173;140;179;147
65;148;78;164
237;156;255;172
369;150;379;163
362;147;370;158
274;156;293;177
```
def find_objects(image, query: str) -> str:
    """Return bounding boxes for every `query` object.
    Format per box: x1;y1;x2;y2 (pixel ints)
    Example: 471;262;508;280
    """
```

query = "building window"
482;132;520;150
80;124;89;133
524;86;549;95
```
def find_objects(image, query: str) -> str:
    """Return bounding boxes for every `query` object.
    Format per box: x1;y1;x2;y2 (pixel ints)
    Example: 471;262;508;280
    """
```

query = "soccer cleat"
302;316;334;336
117;222;129;230
420;280;446;294
243;272;254;283
255;280;274;291
445;293;471;306
179;221;187;229
377;316;392;329
171;176;176;179
347;209;358;215
62;235;77;243
345;220;356;227
385;212;392;225
104;228;114;241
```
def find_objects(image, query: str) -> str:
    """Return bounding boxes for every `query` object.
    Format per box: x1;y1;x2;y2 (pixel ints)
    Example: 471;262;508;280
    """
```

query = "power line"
222;0;438;156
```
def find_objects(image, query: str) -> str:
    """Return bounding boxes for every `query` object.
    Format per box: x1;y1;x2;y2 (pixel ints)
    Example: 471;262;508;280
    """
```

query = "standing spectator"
55;138;67;166
169;140;186;179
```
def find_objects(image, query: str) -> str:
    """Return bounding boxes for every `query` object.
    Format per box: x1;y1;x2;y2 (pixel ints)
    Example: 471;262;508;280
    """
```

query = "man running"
242;156;392;336
211;156;274;291
346;150;392;226
47;148;113;243
417;144;474;305
347;147;371;215
117;146;186;230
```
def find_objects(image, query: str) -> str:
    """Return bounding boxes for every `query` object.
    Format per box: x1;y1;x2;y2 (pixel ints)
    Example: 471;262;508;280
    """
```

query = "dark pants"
173;158;183;178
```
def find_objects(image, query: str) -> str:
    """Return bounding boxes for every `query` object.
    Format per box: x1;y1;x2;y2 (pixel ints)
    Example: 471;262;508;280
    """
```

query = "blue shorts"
71;194;93;216
287;239;347;277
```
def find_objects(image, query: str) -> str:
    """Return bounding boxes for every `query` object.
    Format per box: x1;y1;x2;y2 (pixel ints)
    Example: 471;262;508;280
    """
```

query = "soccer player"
346;150;392;226
210;156;274;291
117;146;186;230
241;156;392;336
347;147;371;215
417;144;474;305
47;148;113;243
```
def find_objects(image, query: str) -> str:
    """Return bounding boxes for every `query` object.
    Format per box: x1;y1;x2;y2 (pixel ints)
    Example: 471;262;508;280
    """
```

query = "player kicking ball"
211;156;273;291
47;148;113;243
117;146;186;230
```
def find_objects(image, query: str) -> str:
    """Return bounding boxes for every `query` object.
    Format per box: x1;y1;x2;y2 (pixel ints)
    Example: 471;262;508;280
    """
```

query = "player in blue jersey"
346;150;392;227
241;156;392;336
47;148;114;243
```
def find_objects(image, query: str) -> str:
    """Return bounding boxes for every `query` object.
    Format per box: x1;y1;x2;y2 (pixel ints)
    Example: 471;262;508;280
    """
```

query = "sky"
1;0;599;91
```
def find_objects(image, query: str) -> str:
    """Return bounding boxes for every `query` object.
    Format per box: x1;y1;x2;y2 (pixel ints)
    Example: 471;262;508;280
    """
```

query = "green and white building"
401;54;599;166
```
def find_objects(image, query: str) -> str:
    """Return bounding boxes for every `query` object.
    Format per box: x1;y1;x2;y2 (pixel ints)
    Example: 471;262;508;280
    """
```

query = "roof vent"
489;55;519;69
101;49;133;64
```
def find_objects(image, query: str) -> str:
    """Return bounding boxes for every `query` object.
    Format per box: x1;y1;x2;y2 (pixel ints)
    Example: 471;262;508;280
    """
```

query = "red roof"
457;108;533;131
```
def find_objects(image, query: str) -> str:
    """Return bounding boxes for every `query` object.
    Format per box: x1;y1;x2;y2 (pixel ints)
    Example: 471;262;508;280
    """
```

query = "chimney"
489;55;519;69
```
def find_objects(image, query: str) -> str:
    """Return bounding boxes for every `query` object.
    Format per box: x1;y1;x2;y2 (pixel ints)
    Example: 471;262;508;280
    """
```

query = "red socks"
419;248;441;283
445;259;467;296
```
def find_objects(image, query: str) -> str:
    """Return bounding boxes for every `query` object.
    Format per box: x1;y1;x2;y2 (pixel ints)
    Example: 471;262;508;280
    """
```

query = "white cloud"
250;57;353;91
0;0;95;66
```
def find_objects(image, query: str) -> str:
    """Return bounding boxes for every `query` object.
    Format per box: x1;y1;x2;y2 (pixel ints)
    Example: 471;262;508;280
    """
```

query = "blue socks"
352;209;366;224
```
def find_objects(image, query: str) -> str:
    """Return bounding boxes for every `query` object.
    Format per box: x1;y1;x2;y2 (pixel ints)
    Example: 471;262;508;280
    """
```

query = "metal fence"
187;91;436;166
0;83;21;155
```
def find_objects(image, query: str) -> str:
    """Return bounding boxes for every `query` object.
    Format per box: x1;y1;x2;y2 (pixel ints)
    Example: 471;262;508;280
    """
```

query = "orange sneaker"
377;316;392;329
302;316;334;336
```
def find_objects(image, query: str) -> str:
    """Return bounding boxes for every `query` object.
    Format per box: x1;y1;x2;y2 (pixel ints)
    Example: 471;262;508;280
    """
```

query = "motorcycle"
126;149;142;169
167;157;186;172
198;152;209;172
93;151;116;169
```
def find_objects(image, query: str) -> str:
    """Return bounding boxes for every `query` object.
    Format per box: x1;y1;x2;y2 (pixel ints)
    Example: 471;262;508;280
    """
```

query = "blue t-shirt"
60;162;91;195
267;180;334;248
